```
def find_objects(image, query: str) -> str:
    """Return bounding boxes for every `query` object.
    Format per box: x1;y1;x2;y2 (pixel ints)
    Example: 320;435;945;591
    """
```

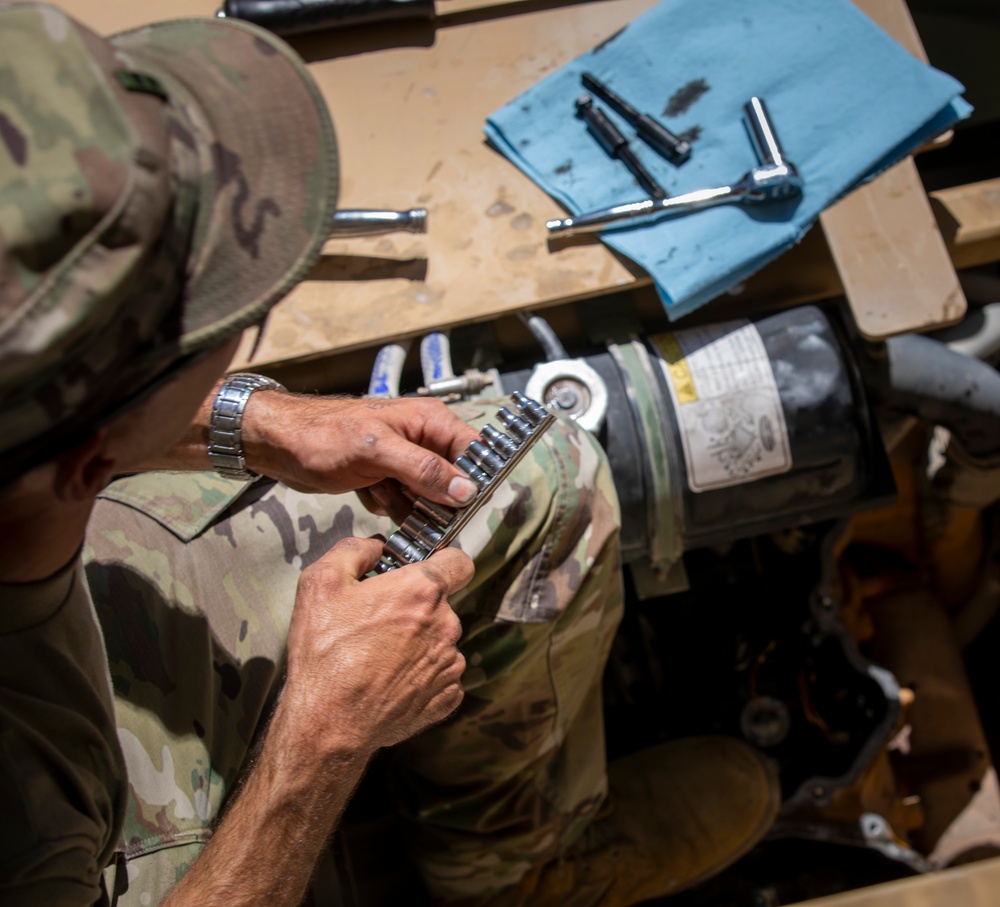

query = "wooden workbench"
59;0;996;379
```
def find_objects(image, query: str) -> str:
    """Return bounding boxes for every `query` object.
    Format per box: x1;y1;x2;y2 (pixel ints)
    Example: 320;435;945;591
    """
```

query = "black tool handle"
576;95;667;198
576;96;625;156
576;96;665;199
633;115;691;165
581;72;640;121
580;73;691;166
221;0;437;36
616;145;666;199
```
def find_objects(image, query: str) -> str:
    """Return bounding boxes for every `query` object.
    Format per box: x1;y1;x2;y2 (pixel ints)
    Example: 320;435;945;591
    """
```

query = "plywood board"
820;0;966;340
821;158;967;339
931;178;1000;246
785;856;1000;907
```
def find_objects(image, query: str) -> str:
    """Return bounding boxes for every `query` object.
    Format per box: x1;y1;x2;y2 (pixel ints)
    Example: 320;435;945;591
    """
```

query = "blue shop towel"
484;0;971;320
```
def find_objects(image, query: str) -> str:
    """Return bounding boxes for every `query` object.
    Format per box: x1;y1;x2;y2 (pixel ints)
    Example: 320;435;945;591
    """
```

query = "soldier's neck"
0;486;93;584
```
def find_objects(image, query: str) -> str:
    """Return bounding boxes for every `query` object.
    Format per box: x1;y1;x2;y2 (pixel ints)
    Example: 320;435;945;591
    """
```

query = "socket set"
374;392;556;573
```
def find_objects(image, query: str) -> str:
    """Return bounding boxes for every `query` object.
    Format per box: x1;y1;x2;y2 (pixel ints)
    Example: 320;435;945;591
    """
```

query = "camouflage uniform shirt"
0;558;127;906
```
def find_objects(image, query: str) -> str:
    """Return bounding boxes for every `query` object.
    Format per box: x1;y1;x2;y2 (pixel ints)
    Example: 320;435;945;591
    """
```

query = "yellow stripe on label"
652;333;697;404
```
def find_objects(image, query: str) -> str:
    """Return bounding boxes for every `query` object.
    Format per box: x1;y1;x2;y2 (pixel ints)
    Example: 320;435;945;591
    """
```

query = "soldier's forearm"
128;379;290;476
127;379;223;474
161;697;373;907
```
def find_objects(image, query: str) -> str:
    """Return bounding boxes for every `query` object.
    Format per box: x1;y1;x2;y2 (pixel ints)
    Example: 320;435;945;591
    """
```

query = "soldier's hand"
282;536;473;756
242;393;481;522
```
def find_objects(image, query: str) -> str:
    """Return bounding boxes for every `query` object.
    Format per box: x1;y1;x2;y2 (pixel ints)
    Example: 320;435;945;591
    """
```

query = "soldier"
0;4;779;906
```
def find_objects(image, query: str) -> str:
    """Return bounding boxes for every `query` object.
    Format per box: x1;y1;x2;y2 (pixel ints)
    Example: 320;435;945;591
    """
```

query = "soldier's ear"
53;430;117;503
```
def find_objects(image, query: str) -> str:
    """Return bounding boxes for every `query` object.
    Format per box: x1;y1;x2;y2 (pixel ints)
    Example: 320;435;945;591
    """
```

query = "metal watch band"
208;373;286;481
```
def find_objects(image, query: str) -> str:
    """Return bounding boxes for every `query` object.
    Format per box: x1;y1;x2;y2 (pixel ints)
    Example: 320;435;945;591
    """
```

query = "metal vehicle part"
418;369;494;398
326;286;1000;906
525;358;609;432
503;306;895;578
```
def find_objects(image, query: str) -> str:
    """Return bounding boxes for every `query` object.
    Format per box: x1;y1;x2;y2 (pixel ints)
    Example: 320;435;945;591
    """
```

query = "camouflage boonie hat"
0;3;339;480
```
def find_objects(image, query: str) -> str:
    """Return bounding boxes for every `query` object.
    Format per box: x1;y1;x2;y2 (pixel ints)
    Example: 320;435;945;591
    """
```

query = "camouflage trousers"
83;401;624;905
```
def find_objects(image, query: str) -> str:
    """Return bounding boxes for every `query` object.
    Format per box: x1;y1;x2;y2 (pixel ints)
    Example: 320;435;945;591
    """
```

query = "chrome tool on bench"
546;96;802;238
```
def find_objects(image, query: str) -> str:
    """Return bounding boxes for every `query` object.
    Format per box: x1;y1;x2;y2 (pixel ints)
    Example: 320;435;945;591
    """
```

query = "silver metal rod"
329;208;427;237
744;97;786;168
546;185;740;237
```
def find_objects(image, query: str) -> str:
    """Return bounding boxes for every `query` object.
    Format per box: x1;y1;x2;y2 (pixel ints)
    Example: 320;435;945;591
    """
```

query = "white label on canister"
653;320;791;493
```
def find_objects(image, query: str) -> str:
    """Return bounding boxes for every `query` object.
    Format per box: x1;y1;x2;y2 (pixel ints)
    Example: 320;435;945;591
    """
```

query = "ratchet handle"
220;0;436;36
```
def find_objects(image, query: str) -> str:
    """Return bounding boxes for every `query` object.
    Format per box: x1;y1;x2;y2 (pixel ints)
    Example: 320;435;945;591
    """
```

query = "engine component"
420;332;454;385
418;369;494;399
741;695;792;749
525;358;609;433
640;307;894;557
506;306;894;574
367;340;410;398
501;306;895;575
603;519;903;814
865;582;1000;862
868;332;1000;459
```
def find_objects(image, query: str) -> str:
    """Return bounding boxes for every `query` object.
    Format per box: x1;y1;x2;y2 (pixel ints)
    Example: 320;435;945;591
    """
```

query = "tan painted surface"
786;856;1000;907
853;0;928;62
932;178;1000;248
821;158;966;340
55;0;975;367
818;0;966;341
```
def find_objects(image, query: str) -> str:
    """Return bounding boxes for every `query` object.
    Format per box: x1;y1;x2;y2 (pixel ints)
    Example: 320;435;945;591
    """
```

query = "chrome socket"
511;390;548;425
414;498;456;529
482;424;518;459
455;455;491;489
385;532;431;565
468;440;505;476
497;407;532;442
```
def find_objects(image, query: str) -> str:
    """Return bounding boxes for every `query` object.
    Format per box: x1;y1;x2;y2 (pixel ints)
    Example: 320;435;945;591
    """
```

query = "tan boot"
502;736;781;907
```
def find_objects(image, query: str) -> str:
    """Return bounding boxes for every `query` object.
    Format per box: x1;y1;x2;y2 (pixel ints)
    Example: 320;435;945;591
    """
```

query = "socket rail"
374;392;556;573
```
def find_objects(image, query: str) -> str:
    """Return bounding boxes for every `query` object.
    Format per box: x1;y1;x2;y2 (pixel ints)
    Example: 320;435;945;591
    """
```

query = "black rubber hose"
519;312;569;362
873;333;1000;459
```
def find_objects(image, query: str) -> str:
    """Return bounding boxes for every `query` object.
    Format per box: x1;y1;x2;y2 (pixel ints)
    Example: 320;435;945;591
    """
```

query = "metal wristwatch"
208;373;286;480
